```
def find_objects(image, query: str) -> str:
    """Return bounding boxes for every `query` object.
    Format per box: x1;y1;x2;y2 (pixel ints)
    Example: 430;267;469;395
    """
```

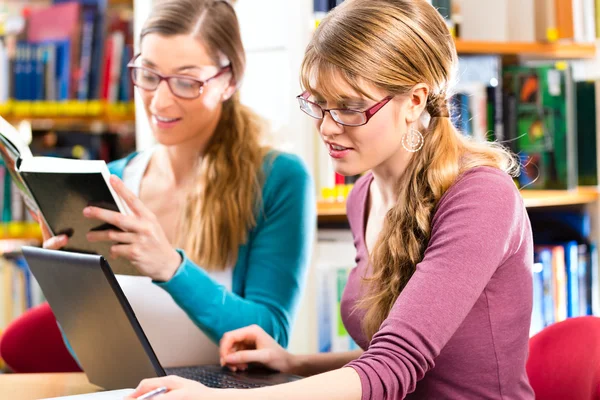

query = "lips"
153;115;181;123
326;142;353;159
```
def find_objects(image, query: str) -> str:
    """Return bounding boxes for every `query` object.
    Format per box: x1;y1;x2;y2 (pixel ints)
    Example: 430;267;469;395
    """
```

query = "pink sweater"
343;167;535;399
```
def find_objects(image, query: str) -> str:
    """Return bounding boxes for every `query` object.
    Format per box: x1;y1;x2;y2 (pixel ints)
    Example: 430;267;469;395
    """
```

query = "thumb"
224;348;271;366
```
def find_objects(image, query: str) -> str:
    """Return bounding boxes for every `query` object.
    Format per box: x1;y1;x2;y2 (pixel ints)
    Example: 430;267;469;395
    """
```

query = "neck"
156;144;201;186
154;105;223;186
370;149;413;210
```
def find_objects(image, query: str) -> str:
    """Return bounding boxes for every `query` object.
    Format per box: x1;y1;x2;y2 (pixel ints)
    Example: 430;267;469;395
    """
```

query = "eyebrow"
141;58;203;72
311;91;364;101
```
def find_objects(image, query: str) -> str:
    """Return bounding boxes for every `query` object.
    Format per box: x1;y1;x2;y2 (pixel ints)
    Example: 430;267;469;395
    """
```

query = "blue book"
531;254;545;336
35;44;46;100
537;247;555;326
13;44;23;101
591;242;600;316
54;40;71;100
118;45;132;102
77;8;96;100
13;256;33;309
563;241;580;318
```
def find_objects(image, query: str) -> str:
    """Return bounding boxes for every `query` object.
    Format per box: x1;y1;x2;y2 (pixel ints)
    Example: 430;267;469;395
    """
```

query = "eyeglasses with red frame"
296;91;393;127
127;54;231;99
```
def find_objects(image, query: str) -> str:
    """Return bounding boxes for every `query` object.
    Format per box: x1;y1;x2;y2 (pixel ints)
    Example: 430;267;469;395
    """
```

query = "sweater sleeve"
347;169;526;400
154;153;316;347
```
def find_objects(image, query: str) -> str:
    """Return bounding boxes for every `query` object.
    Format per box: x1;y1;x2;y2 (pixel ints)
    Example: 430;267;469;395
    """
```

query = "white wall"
235;0;317;355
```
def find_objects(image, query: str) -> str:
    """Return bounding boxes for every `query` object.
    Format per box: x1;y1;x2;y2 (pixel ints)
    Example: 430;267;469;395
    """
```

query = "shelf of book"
0;101;136;133
4;116;135;134
317;187;600;223
454;40;597;59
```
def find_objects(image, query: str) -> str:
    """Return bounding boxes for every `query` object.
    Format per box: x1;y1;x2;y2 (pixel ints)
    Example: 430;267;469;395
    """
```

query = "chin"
152;131;186;146
332;161;365;177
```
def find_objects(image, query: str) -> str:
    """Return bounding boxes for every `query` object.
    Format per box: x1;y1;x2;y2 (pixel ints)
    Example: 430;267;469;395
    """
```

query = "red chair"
527;316;600;400
0;303;81;373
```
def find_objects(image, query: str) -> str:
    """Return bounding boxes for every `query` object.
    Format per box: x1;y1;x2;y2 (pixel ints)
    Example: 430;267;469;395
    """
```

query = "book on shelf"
0;0;134;107
0;116;139;276
528;209;600;336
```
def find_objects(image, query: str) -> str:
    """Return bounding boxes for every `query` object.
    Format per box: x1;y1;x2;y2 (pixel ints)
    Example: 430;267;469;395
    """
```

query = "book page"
0;116;38;213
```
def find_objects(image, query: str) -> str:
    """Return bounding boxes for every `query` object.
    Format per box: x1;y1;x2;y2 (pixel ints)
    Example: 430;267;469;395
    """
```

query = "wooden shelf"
454;40;597;59
5;116;135;134
317;187;600;223
520;187;600;208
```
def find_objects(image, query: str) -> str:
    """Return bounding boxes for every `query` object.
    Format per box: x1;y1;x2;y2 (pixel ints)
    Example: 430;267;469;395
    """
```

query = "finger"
43;235;68;250
225;362;248;372
128;376;183;398
219;326;262;360
110;244;136;260
110;175;153;219
87;230;137;244
224;349;271;366
83;206;140;232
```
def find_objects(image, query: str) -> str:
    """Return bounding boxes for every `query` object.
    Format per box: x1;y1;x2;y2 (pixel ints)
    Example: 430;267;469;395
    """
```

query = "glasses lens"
331;109;367;126
131;68;160;90
298;98;323;119
169;77;203;99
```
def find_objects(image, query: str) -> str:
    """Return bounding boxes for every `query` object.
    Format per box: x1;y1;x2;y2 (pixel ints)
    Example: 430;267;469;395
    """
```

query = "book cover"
0;116;138;276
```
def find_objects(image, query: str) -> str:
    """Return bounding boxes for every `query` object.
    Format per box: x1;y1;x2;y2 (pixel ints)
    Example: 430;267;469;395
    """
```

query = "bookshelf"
454;40;597;59
317;188;600;224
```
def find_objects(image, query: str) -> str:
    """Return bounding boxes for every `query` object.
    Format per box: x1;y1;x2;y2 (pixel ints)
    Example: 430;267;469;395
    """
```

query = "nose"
319;112;344;139
149;80;177;111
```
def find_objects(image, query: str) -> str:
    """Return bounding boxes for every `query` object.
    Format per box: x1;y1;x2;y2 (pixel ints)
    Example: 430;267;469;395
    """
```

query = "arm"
155;153;316;346
128;368;363;400
291;350;363;377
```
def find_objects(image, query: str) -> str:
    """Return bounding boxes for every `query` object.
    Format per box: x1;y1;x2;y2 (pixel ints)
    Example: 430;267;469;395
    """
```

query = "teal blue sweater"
63;151;315;359
108;151;315;347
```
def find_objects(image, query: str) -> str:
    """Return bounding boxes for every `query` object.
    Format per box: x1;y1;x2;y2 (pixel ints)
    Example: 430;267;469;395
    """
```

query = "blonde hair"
141;0;268;270
301;0;518;340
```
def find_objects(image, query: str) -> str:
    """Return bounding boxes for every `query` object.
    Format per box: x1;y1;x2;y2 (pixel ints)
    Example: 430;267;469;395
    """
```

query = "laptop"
22;246;302;390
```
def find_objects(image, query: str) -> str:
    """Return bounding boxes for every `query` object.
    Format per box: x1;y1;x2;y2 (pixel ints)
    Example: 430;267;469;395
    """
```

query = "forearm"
156;254;287;345
290;350;363;377
221;368;362;400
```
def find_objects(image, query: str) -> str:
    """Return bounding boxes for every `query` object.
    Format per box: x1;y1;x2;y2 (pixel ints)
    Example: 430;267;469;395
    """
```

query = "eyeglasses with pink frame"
296;91;393;127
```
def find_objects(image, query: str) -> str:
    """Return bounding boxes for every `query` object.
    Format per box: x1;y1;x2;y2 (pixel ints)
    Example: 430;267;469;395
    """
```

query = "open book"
0;116;139;275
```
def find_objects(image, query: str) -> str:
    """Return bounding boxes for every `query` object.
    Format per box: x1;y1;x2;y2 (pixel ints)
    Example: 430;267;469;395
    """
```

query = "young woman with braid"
128;0;535;399
0;0;315;372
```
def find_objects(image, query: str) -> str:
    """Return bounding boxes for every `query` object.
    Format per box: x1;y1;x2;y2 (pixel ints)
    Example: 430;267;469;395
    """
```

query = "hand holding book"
0;115;140;275
84;175;182;282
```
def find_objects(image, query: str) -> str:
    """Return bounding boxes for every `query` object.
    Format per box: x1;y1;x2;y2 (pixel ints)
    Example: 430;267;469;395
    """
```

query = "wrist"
156;249;182;282
287;353;304;376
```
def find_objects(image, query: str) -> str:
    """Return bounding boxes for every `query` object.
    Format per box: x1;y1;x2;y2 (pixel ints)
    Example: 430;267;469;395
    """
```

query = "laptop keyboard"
165;366;265;389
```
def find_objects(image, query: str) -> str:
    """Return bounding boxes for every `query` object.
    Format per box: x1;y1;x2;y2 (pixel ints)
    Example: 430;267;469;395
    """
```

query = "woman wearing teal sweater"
0;0;314;372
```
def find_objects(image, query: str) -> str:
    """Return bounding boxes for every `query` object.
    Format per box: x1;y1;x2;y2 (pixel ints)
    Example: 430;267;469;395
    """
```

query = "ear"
405;83;429;124
222;78;237;102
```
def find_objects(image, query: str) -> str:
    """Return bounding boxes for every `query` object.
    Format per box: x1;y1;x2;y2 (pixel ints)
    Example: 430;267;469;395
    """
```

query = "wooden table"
0;373;101;399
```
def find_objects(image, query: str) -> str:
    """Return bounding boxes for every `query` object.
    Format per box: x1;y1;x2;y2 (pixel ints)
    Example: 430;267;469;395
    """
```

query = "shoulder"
262;151;312;192
108;152;139;178
444;166;520;205
434;166;524;226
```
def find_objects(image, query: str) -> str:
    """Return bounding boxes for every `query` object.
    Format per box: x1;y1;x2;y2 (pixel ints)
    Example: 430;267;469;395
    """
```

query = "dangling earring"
402;128;424;152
